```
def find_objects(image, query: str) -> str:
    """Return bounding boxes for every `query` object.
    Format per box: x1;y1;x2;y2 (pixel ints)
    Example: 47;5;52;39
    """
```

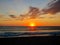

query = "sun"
29;22;35;26
29;22;36;31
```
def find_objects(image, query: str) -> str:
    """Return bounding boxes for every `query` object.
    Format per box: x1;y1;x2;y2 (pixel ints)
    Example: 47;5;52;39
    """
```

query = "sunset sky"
0;0;60;26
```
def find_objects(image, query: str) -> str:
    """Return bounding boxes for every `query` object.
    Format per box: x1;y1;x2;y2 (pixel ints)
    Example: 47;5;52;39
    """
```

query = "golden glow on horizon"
29;22;36;26
0;15;60;26
29;22;36;31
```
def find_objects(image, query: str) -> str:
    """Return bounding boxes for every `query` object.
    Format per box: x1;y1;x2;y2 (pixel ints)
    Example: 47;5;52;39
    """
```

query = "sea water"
0;26;60;37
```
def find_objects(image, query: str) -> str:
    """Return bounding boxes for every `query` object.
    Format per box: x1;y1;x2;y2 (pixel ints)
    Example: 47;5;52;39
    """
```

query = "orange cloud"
0;14;4;18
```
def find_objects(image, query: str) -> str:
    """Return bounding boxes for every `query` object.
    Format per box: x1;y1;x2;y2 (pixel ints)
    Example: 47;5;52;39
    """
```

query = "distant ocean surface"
0;26;60;30
0;26;60;37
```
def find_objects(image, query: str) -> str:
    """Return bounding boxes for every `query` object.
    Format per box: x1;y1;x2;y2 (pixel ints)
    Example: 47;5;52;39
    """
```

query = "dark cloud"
19;14;26;20
9;0;60;20
27;6;40;19
42;0;60;14
9;15;16;18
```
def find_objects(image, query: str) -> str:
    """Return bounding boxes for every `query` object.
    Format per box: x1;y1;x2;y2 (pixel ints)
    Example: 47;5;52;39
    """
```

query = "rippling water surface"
0;26;60;37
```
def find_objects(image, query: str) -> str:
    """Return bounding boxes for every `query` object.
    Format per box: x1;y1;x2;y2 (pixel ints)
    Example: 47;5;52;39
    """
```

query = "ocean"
0;26;60;37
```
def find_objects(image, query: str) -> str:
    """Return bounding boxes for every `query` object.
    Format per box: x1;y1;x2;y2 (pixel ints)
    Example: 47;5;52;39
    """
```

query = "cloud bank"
42;0;60;14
